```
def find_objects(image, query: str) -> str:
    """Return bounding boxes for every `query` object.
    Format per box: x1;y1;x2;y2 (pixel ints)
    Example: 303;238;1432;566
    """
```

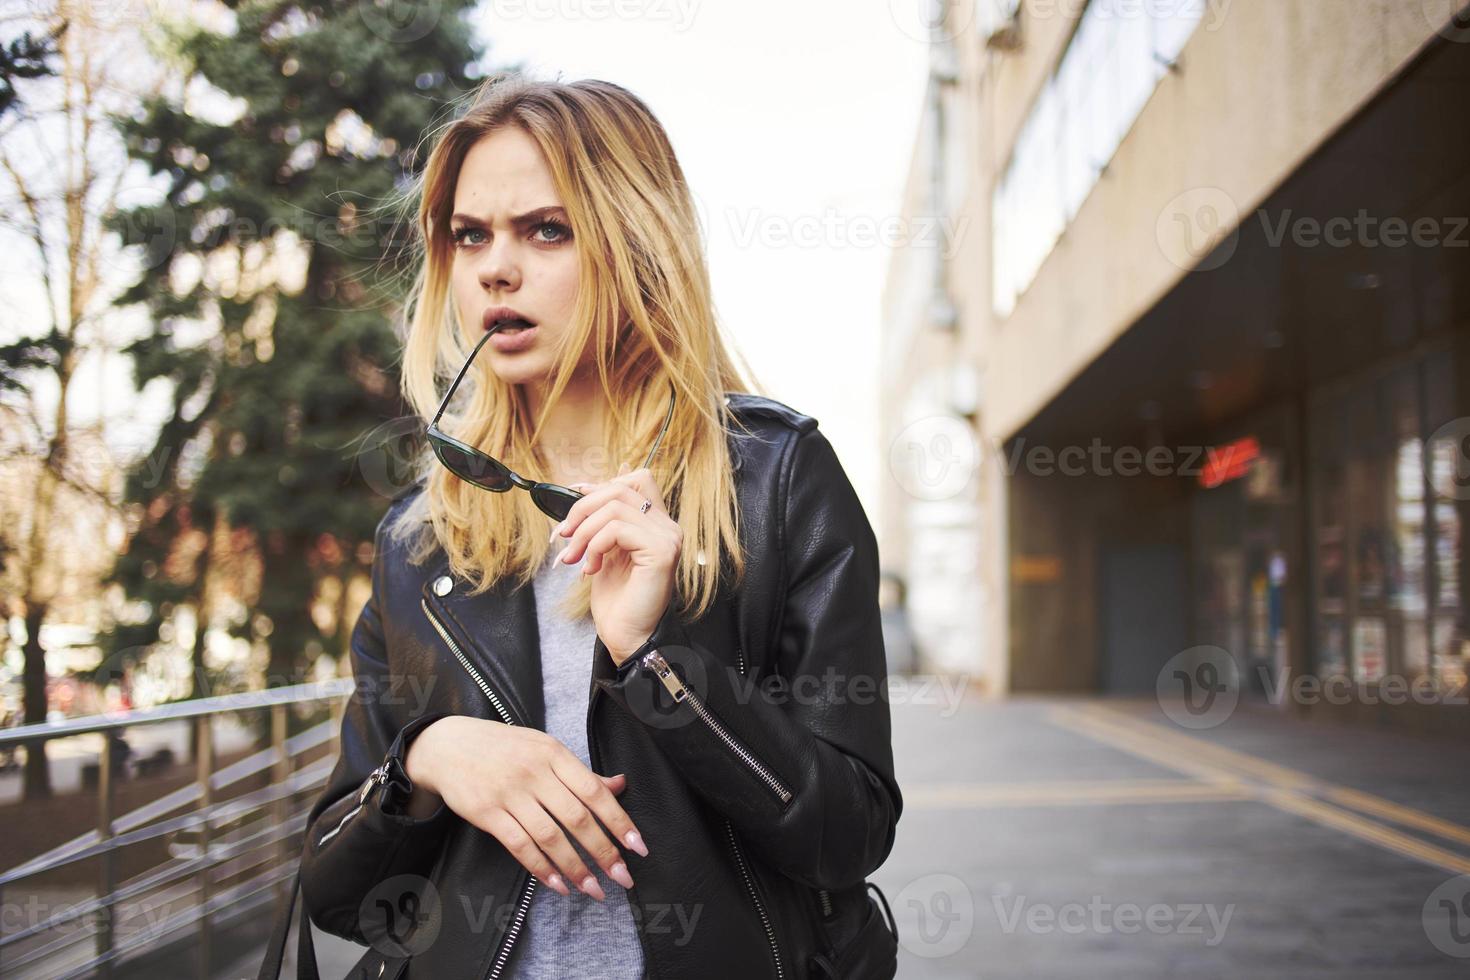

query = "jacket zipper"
637;649;793;806
421;596;535;980
422;597;516;726
316;762;391;846
818;888;833;918
723;818;785;979
638;643;789;976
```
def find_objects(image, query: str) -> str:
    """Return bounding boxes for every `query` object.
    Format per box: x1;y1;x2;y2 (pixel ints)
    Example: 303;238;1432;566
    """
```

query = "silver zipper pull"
640;649;688;702
358;763;389;805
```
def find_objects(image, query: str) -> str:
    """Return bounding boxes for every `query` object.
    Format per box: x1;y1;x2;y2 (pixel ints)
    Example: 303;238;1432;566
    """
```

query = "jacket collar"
420;554;547;731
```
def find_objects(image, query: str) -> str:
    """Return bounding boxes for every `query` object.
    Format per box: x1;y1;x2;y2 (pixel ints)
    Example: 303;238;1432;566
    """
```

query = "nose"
475;234;521;293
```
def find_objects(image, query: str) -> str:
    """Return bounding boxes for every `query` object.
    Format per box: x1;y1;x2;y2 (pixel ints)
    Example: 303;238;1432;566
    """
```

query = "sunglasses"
426;327;676;521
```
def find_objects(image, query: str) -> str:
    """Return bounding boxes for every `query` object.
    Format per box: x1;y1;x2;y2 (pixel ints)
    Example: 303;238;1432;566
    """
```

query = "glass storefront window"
1192;407;1294;697
1310;356;1439;689
1311;387;1350;680
1426;353;1469;693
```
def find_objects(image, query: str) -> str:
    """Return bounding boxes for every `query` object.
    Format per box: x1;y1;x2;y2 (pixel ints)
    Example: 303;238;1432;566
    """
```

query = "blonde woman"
263;71;901;980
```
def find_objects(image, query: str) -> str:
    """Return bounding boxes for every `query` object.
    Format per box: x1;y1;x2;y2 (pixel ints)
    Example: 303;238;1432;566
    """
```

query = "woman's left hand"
553;463;681;666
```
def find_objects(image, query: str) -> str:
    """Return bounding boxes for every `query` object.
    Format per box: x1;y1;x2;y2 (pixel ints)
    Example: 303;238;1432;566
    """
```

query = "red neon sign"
1199;435;1260;488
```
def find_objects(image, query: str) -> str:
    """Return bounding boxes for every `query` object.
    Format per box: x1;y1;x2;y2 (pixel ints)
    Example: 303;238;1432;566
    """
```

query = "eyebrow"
449;205;568;228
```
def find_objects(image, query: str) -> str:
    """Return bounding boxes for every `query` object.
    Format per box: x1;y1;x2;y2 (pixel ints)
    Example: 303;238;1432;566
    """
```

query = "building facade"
881;0;1470;735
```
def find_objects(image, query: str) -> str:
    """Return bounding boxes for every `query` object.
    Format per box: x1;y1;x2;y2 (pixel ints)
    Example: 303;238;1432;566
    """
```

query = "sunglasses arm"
430;329;498;430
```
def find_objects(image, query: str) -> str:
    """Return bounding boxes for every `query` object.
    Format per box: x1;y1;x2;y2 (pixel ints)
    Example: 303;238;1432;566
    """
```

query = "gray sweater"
502;540;646;979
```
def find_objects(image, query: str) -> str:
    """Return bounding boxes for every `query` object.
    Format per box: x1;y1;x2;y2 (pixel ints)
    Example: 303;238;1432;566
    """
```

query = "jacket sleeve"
593;425;903;892
299;512;459;944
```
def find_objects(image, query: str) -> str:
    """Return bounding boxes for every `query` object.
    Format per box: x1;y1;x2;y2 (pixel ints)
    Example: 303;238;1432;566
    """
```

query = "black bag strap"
866;881;898;937
257;863;321;980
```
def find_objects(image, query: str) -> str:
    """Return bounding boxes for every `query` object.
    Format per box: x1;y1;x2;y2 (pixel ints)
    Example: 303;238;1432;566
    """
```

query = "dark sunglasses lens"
434;440;511;491
532;486;580;521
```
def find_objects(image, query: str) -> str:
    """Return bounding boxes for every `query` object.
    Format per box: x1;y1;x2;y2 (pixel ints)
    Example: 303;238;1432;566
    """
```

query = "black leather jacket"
298;394;903;979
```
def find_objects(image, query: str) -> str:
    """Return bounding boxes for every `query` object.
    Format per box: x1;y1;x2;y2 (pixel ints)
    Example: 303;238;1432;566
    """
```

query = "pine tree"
107;0;489;702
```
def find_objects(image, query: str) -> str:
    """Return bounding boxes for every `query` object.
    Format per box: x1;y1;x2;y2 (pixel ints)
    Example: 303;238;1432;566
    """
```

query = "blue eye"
534;221;571;244
450;221;571;248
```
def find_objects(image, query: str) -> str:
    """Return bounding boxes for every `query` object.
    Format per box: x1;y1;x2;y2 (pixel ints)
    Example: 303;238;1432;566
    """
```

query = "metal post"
271;703;290;907
97;730;115;979
329;695;345;756
195;716;213;979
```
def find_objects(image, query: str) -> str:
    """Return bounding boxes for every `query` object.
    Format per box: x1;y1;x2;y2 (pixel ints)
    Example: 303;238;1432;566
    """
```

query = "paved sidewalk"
877;692;1470;978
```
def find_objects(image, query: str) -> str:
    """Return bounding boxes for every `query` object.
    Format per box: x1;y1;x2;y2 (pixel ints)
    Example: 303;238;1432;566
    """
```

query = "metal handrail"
0;729;337;886
0;678;355;746
0;755;335;938
0;678;354;979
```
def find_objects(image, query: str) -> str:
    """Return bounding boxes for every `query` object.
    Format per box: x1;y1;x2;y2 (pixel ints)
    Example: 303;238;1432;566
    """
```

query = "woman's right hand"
403;715;648;901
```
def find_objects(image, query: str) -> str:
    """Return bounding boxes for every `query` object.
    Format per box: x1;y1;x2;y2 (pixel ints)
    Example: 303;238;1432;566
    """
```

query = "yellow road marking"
1072;704;1320;788
1323;786;1470;849
1046;708;1264;786
1262;790;1470;876
1076;703;1470;845
904;779;1255;809
1047;703;1470;876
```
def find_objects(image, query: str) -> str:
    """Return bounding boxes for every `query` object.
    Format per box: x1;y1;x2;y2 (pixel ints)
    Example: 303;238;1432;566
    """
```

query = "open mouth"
490;317;535;334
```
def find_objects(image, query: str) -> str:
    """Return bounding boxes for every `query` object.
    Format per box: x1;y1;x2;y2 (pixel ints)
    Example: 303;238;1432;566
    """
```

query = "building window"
1306;354;1465;691
1426;353;1469;693
991;0;1206;317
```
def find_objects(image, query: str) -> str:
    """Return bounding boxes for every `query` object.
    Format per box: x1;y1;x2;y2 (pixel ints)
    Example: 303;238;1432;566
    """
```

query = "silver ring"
639;498;652;514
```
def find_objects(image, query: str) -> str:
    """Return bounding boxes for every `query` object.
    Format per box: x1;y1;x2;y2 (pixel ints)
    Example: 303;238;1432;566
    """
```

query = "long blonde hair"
387;71;767;624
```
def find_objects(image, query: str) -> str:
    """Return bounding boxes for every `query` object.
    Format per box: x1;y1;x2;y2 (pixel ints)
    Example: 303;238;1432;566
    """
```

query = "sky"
15;0;932;540
468;0;931;530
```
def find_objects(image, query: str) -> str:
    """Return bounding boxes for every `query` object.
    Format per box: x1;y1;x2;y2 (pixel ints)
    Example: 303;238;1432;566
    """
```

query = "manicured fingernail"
557;520;571;537
557;545;570;563
624;830;648;857
609;862;634;889
580;876;605;901
549;526;559;544
547;873;570;896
